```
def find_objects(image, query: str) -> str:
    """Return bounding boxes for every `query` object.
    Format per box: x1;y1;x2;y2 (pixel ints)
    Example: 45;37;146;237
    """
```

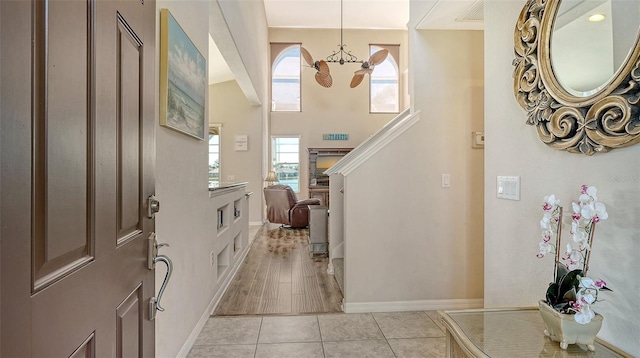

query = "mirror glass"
551;0;640;97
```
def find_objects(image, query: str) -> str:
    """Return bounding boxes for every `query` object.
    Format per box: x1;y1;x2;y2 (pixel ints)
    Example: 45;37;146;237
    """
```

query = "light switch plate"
497;176;520;200
442;174;451;188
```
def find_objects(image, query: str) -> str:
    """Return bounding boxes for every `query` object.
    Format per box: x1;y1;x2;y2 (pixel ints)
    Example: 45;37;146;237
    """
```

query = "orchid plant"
536;185;611;324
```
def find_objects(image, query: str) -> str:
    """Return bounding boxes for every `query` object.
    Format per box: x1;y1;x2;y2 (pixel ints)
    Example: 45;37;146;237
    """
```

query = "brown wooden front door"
1;0;157;356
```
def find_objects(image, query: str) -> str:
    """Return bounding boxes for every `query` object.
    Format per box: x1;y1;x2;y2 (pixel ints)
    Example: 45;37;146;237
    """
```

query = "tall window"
271;137;300;192
208;126;220;188
271;43;301;112
370;44;400;113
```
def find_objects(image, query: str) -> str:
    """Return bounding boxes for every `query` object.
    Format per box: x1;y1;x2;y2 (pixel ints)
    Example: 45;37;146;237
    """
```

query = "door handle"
149;254;172;320
147;233;173;320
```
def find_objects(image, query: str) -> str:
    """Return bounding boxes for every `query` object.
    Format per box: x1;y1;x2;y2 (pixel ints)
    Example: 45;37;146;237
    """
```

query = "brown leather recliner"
264;185;321;228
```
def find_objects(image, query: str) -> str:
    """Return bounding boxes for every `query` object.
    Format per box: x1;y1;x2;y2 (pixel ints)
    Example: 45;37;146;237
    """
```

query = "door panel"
69;333;96;358
1;0;156;356
117;284;143;358
32;0;93;292
45;0;89;260
117;15;143;244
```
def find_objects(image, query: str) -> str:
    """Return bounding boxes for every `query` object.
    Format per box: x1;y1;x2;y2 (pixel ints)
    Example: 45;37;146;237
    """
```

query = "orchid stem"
584;222;596;277
554;206;563;283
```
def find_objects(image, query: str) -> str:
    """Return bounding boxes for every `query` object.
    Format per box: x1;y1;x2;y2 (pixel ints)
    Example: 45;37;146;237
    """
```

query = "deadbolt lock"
147;195;160;218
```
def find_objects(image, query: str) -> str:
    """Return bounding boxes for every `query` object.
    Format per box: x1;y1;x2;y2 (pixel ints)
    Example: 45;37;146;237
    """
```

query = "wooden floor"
213;224;343;316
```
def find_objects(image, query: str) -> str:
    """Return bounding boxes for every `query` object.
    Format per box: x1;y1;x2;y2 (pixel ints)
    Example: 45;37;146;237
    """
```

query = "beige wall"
155;2;211;356
154;1;269;356
484;1;640;354
210;80;264;224
212;0;270;223
269;28;408;200
343;30;484;308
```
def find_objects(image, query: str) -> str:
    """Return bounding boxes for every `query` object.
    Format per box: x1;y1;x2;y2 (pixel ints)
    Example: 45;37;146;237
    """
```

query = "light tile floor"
188;311;446;358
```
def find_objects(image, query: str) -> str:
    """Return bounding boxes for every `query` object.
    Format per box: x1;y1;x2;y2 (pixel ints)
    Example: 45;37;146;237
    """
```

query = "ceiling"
209;0;484;84
264;0;410;30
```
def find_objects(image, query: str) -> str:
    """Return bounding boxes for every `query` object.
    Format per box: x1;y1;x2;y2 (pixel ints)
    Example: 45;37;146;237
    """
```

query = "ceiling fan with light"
301;0;389;88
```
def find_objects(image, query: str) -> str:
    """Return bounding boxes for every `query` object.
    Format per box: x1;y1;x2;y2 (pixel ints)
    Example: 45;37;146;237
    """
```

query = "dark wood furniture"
307;147;352;206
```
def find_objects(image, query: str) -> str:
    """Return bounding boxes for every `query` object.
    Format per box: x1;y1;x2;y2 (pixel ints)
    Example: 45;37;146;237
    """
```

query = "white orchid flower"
571;230;590;251
566;244;581;263
582;202;608;223
571;224;587;243
571;202;582;220
540;213;552;230
595;279;607;289
579;277;597;290
574;304;596;324
580;185;597;200
543;194;559;211
578;292;596;305
537;241;553;258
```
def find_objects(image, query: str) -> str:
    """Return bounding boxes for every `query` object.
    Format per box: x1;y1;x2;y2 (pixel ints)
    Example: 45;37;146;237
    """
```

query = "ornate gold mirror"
513;0;640;155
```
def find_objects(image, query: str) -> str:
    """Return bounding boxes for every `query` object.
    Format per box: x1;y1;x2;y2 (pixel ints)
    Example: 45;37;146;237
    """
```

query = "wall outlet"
210;251;215;266
227;175;235;181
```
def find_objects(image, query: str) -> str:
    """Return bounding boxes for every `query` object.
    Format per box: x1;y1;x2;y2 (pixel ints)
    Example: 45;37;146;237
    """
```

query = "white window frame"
369;44;400;114
208;123;221;188
271;43;302;112
271;135;301;192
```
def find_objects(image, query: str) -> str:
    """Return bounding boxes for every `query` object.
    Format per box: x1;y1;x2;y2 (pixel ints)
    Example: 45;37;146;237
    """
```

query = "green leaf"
555;262;569;284
545;282;559;304
557;268;583;304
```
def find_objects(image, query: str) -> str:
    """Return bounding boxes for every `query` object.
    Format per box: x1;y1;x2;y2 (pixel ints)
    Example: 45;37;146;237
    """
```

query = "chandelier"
301;0;389;88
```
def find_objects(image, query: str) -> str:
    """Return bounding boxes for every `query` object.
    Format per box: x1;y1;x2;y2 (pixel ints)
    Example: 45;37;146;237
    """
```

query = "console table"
440;308;631;358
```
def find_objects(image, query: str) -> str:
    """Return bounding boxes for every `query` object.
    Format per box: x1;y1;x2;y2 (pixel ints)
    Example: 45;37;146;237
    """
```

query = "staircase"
323;108;420;303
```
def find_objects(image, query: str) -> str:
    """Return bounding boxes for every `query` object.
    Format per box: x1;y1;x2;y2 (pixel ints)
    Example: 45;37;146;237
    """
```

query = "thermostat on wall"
235;135;248;151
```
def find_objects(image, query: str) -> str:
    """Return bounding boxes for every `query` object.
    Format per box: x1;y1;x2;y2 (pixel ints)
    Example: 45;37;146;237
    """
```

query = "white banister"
324;108;419;176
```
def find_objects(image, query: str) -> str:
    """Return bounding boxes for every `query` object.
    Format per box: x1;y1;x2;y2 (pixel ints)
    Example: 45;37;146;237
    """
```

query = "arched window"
370;44;400;113
271;43;301;112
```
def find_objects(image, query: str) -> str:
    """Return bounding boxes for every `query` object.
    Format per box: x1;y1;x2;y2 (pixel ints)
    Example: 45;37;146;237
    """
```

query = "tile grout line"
370;312;398;357
253;316;263;358
316;315;327;358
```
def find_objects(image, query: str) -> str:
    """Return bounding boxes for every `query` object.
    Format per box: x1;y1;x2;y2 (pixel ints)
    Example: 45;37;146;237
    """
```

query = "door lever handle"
149;254;172;320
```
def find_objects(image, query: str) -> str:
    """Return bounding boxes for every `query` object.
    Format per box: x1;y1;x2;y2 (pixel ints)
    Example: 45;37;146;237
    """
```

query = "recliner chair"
264;185;321;228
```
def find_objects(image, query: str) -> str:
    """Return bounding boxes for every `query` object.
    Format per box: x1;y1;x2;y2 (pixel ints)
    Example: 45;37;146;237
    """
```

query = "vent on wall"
456;0;484;22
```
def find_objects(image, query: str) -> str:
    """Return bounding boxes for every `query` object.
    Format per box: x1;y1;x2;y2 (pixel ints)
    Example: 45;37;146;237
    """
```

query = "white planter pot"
539;300;603;351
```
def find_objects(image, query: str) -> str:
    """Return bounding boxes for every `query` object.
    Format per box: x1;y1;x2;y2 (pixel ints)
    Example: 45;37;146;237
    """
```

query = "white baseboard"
175;241;253;358
343;298;484;314
249;221;264;226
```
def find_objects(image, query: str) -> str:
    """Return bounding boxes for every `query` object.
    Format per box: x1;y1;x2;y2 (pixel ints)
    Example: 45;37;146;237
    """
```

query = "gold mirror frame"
513;0;640;155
